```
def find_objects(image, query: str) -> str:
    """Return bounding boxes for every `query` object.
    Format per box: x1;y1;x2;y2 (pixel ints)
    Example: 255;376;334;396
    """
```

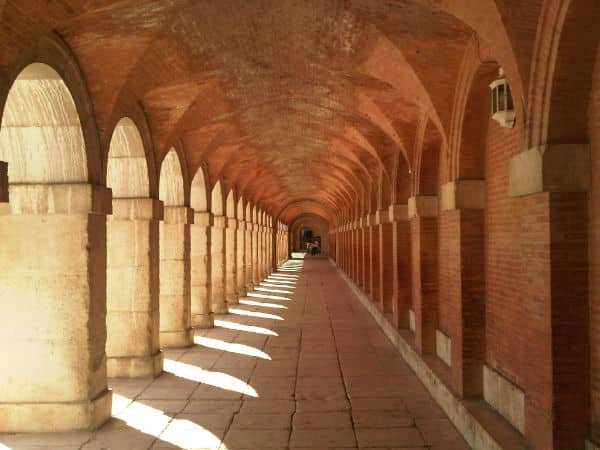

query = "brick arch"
527;0;600;146
414;117;444;196
290;213;330;255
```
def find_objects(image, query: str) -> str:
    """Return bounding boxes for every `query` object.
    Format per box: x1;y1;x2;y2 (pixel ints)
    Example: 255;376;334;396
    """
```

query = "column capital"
509;144;590;197
5;183;113;216
408;196;438;219
388;204;409;222
112;197;163;220
213;214;227;228
163;206;194;224
226;217;237;229
193;211;213;226
440;180;485;211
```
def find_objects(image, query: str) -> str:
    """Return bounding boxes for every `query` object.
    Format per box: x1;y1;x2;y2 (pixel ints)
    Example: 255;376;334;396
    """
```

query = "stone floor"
0;258;469;450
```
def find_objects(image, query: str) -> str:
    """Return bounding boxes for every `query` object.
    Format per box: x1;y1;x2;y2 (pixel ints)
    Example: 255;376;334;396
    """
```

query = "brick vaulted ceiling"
0;0;522;223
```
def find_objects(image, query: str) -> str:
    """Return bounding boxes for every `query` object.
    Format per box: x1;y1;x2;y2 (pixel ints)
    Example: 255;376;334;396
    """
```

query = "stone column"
245;221;254;291
409;195;438;355
225;217;238;306
236;219;246;297
159;206;194;348
357;220;365;288
439;180;485;397
509;145;589;450
377;209;394;314
106;198;163;378
252;223;260;284
211;214;228;314
0;184;112;432
361;217;369;290
367;214;380;302
389;204;411;329
190;211;213;328
353;223;360;282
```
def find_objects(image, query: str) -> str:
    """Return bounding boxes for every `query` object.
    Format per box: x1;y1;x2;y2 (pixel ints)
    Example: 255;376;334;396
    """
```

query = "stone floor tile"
290;428;356;448
352;410;414;428
223;429;290;448
350;397;407;411
355;427;425;448
240;398;295;413
292;411;353;429
295;398;351;412
183;400;242;414
231;413;291;429
416;418;471;448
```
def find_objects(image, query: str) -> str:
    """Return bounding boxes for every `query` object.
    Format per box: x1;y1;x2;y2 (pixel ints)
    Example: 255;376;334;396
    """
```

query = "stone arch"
211;180;224;216
226;189;236;218
190;166;209;212
246;201;253;222
0;59;111;430
106;117;150;198
237;195;245;220
159;148;185;206
0;63;88;184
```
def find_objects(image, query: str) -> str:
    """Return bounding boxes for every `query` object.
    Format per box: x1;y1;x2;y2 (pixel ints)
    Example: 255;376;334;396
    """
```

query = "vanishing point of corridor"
0;258;467;450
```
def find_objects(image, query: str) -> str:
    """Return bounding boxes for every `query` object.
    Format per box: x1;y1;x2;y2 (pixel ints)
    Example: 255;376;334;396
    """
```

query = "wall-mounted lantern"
489;67;515;128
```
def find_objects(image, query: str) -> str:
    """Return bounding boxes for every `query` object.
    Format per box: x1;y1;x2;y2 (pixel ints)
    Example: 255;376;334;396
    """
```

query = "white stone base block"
107;352;163;378
483;365;525;433
0;389;112;433
435;329;452;367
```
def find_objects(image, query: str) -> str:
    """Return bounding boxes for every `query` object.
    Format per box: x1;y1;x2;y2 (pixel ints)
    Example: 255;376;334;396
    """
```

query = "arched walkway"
0;258;468;449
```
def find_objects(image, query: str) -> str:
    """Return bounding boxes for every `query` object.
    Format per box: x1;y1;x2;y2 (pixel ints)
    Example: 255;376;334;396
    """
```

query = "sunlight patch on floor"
238;299;288;309
254;286;294;294
164;359;258;397
228;307;283;321
112;393;227;449
247;292;290;301
194;335;272;359
214;319;278;336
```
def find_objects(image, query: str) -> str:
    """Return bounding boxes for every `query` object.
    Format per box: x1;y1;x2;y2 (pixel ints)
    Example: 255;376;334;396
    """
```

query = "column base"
245;282;254;292
107;351;163;378
237;287;247;298
226;293;239;305
212;302;229;314
0;389;112;433
192;312;214;329
160;328;194;349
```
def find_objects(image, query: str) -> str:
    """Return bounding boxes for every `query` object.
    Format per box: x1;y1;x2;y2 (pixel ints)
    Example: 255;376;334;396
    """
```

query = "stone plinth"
0;183;112;431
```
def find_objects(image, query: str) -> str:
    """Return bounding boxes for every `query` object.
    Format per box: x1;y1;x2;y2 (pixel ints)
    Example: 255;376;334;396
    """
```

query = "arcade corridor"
0;259;468;450
1;2;600;449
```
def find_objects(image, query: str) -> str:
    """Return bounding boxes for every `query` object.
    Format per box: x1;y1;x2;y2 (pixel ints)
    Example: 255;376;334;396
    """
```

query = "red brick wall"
438;211;459;338
484;121;525;386
589;44;600;442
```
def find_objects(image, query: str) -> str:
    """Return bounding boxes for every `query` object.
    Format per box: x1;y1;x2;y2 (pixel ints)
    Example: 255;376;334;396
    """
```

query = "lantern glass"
498;83;505;111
